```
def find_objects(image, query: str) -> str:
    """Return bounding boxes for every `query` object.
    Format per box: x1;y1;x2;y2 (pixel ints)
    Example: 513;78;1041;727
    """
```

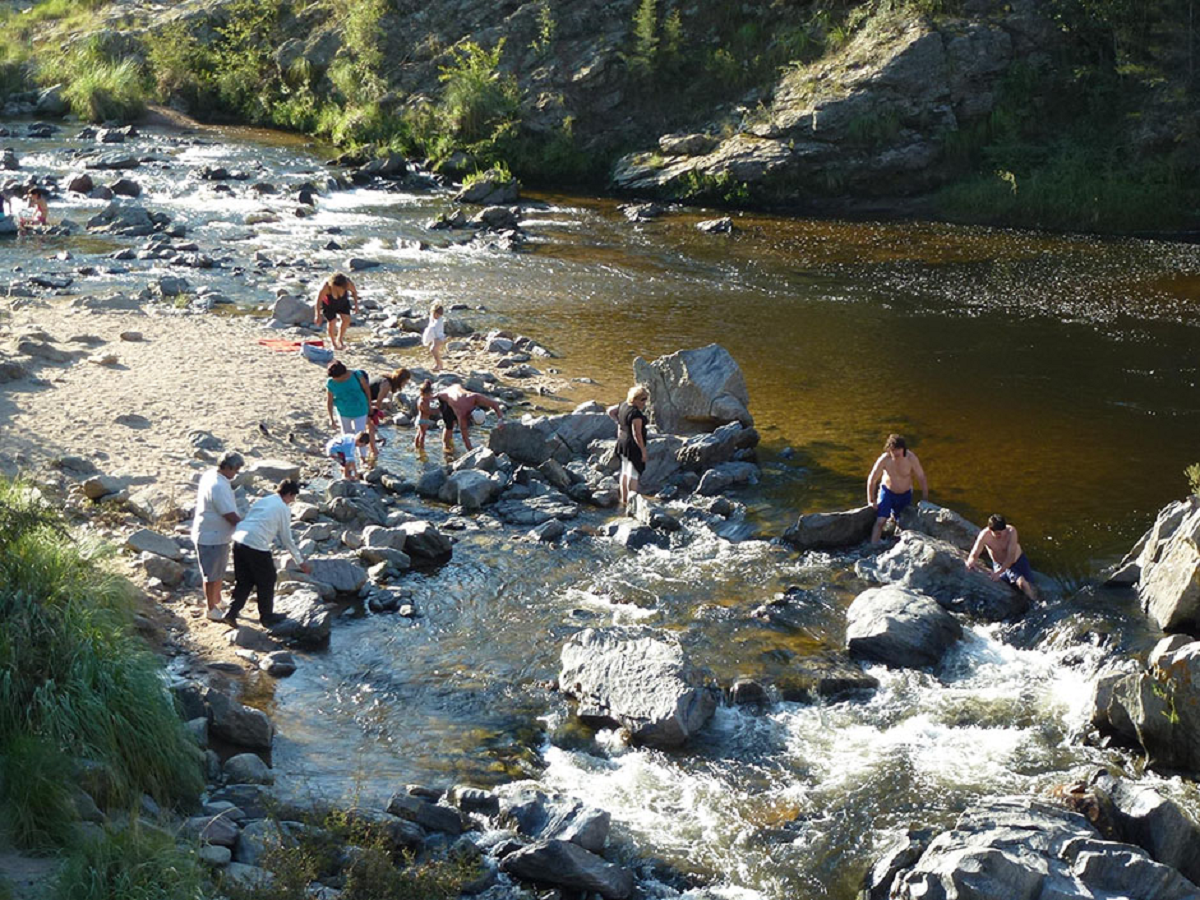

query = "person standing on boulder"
866;434;928;543
966;514;1039;602
313;272;359;350
191;451;244;622
434;383;505;452
225;479;311;629
608;384;650;511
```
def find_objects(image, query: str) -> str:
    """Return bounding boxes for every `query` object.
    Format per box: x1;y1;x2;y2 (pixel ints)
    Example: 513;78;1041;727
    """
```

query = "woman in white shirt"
224;480;311;628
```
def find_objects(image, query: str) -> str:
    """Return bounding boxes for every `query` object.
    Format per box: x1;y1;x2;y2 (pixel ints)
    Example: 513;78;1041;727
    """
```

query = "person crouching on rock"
866;433;929;543
326;431;371;480
313;272;359;350
366;366;409;453
225;479;310;629
966;514;1039;602
607;384;650;511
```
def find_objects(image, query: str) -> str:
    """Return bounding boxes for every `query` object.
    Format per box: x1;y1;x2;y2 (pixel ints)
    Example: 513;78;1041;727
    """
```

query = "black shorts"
322;295;351;321
440;403;458;432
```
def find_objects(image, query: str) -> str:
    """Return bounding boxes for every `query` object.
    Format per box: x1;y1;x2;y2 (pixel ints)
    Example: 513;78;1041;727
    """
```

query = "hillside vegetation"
0;0;1196;231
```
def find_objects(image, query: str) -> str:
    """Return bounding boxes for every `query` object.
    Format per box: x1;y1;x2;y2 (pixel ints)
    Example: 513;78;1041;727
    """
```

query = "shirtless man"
966;514;1039;601
434;384;505;452
866;434;929;543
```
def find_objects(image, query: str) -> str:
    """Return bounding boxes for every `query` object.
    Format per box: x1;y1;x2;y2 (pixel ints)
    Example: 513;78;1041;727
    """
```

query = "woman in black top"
607;384;650;510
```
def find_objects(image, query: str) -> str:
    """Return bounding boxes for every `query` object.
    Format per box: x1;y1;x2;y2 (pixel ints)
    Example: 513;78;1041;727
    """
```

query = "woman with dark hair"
607;384;650;510
325;361;373;460
312;272;359;350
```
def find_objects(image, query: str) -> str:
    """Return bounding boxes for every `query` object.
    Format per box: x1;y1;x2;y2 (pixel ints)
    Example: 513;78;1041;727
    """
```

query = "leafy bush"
437;39;521;145
463;161;514;187
0;479;202;849
53;823;208;900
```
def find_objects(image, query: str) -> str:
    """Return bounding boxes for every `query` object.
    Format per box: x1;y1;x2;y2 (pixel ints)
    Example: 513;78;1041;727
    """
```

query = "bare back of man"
434;385;504;451
966;515;1038;602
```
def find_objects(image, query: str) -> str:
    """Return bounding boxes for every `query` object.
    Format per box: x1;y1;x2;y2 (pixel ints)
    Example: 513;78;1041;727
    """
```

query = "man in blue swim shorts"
866;434;929;543
966;514;1039;602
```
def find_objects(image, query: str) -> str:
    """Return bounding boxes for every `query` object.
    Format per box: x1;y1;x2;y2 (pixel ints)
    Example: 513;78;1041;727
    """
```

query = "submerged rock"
633;344;753;435
559;626;718;748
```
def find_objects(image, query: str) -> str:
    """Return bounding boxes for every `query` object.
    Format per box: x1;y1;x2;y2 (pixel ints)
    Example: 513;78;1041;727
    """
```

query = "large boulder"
855;531;1028;621
306;558;366;595
499;840;632;900
1105;498;1194;587
846;585;963;669
438;469;498;510
1136;500;1200;632
899;501;981;552
125;528;182;560
270;589;332;647
632;344;752;435
456;170;520;205
1093;772;1200;885
531;412;617;456
488;423;550;465
205;688;273;750
1119;638;1200;773
558;626;718;748
881;797;1200;900
85;202;156;236
271;295;311;326
396;521;452;567
782;506;876;550
676;422;760;472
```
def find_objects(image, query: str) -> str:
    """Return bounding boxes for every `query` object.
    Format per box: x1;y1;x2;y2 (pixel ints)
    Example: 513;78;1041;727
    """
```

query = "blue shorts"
996;553;1034;585
876;485;912;520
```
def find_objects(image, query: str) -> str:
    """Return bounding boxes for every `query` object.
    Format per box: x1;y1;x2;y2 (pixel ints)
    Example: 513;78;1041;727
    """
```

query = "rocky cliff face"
613;1;1060;202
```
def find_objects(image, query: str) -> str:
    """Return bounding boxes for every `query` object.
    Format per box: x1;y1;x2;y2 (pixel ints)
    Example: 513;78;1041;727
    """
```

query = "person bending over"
966;514;1039;602
313;272;359;350
225;480;311;629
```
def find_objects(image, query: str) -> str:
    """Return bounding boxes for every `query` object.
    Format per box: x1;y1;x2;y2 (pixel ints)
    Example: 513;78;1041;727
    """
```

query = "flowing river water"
6;122;1200;897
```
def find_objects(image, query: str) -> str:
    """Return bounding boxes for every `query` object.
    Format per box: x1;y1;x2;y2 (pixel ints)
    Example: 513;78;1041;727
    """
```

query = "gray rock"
529;518;567;542
559;626;718;748
696;461;759;496
1138;500;1200;632
205;688;273;750
85;202;155;236
496;494;581;526
500;840;632;900
846;585;963;668
36;83;68;116
125;528;181;560
1095;773;1200;885
242;459;301;483
387;791;464;835
855;531;1028;621
415;467;449;498
782;506;876;550
899;501;981;552
222;862;273;891
456;173;520;205
84;152;141;171
67;173;94;193
233;819;281;866
346;256;380;271
885;796;1200;900
696;216;734;233
543;803;611;853
143;554;185;587
270;589;332;647
531;412;617;455
488;423;550;465
305;559;366;595
271;294;311;326
259;651;297;678
633;344;752;435
629;495;681;532
109;178;141;198
1119;638;1200;772
606;521;668;551
82;474;126;500
396;521;453;566
676;421;759;472
184;811;240;848
448;785;499;817
223;753;273;786
198;844;231;866
439;469;499;510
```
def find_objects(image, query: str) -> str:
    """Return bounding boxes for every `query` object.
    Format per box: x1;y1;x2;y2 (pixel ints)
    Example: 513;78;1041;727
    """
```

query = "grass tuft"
53;822;208;900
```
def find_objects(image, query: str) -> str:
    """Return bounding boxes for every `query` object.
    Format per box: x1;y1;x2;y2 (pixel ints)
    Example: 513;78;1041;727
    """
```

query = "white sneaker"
206;607;227;622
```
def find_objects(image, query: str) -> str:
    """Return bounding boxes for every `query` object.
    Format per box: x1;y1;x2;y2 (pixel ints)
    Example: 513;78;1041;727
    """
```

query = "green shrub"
53;822;208;900
463;161;514;187
529;2;556;56
0;479;202;849
1187;463;1200;498
0;734;76;848
145;21;214;109
437;39;521;145
35;38;147;122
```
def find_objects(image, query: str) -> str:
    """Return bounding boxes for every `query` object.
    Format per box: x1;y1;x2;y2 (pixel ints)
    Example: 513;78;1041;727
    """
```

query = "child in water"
413;380;438;450
326;431;371;479
421;303;447;372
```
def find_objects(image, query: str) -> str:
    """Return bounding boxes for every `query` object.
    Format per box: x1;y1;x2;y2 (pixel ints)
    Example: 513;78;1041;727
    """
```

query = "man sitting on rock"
433;383;505;452
966;514;1039;602
866;434;928;543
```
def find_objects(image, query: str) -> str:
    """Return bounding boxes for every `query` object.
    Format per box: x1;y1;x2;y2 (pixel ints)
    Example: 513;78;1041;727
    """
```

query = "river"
5;120;1200;898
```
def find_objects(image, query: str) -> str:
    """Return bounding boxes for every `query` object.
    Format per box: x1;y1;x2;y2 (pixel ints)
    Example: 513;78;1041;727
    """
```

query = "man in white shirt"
225;479;311;629
191;452;244;621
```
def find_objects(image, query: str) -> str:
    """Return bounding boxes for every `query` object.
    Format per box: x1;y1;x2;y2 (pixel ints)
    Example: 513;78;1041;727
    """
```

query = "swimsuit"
996;552;1034;585
321;292;351;321
615;402;648;475
876;484;912;519
440;402;459;431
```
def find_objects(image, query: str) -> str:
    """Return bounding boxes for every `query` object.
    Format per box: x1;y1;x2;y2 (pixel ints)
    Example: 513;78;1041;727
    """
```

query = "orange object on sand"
258;339;325;352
